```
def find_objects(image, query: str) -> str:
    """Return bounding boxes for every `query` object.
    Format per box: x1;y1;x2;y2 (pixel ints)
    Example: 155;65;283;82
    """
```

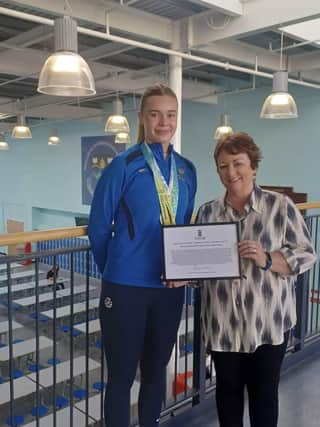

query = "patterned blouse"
196;186;317;353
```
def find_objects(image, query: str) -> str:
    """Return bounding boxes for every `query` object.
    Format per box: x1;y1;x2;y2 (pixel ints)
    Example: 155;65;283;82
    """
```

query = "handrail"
296;201;320;211
0;201;319;247
0;226;87;246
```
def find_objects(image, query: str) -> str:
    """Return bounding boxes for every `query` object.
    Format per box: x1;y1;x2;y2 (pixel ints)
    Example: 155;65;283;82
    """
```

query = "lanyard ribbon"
141;142;179;225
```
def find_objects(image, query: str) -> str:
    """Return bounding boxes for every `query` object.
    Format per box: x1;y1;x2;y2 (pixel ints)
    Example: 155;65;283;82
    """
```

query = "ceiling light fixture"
38;16;96;96
115;131;130;144
0;133;9;150
260;71;298;119
260;33;298;119
48;129;61;146
12;115;32;139
105;99;130;133
214;113;233;140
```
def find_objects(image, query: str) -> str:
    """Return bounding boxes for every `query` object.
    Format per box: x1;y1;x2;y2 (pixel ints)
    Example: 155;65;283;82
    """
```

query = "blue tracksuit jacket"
88;142;197;288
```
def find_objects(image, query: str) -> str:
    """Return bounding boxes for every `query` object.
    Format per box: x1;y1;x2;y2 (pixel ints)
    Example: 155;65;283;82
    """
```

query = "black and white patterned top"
196;186;317;353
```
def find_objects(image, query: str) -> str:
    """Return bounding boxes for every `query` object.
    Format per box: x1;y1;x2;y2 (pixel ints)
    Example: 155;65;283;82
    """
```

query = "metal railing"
0;245;100;427
0;240;195;426
0;203;319;426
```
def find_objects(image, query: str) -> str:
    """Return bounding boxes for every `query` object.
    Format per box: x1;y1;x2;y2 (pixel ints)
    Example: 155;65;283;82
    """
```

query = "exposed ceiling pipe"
0;6;319;90
272;38;320;52
188;76;257;101
0;87;130;120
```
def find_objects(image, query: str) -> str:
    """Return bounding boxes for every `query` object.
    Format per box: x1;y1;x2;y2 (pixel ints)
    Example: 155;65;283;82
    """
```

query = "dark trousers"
99;281;184;427
212;331;289;427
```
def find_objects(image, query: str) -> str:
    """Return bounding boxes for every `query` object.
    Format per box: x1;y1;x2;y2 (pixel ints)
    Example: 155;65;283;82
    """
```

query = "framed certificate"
162;222;240;281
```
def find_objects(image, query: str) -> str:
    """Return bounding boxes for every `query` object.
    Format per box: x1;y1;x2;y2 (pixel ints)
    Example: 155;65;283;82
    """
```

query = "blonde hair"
137;84;178;143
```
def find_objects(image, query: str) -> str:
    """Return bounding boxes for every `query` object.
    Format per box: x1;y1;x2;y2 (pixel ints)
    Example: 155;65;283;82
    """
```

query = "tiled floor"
163;347;320;427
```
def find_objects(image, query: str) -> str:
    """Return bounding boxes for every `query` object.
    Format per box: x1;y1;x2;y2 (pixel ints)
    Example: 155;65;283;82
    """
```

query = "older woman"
196;132;316;427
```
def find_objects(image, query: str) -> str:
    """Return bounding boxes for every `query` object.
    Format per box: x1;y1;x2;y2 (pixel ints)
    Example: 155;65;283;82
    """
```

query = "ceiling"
0;0;319;132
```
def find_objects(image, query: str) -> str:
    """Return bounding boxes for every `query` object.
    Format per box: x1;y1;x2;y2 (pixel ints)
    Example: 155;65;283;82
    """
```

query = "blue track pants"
99;281;184;427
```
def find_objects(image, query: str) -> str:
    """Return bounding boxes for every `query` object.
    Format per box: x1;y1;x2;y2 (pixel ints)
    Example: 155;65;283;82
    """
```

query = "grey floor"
163;347;320;427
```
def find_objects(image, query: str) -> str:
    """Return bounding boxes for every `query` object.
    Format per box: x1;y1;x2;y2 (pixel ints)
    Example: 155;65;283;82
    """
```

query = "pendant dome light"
38;16;96;96
115;131;130;144
12;114;32;139
48;129;61;146
105;99;130;133
260;32;298;119
214;113;233;140
260;71;298;119
0;133;9;150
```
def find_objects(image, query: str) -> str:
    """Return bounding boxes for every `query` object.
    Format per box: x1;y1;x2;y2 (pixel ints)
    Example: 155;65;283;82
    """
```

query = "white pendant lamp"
38;16;96;96
0;133;9;150
12;115;32;139
214;114;233;140
260;32;298;119
115;131;130;144
260;71;298;119
48;129;61;146
105;99;130;133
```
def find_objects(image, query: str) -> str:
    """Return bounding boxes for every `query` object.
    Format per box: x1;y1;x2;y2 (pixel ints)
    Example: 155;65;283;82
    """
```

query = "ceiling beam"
290;50;320;72
26;103;102;120
0;24;52;52
93;57;222;102
190;0;320;47
82;42;134;61
189;0;243;17
196;40;280;72
0;46;125;80
0;94;102;121
0;46;220;121
296;70;320;85
7;0;172;44
281;18;320;43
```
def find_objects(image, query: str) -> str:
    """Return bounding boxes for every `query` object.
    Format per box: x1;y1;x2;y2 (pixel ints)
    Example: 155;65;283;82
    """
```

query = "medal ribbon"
141;142;179;225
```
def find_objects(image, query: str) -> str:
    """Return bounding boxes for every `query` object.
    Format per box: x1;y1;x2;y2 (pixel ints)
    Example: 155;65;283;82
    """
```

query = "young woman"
88;84;197;427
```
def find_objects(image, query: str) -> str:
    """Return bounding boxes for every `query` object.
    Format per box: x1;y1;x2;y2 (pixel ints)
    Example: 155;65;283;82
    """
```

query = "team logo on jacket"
178;167;185;181
104;297;113;309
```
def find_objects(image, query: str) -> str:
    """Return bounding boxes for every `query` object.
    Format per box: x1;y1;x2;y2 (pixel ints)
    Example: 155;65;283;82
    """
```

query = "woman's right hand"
162;278;198;288
162;280;189;288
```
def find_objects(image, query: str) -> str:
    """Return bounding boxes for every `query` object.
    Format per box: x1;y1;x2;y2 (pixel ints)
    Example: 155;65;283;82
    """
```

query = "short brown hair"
214;132;262;170
137;84;178;142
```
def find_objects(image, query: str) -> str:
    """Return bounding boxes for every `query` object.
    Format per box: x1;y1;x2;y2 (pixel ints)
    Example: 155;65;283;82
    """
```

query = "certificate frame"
162;222;241;281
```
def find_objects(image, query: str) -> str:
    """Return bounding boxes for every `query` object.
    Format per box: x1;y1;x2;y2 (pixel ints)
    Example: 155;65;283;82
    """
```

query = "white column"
169;23;183;154
166;25;184;403
169;56;182;154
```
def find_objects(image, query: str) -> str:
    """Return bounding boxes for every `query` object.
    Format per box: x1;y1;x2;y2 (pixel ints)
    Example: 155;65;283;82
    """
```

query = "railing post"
294;271;310;351
192;287;206;406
